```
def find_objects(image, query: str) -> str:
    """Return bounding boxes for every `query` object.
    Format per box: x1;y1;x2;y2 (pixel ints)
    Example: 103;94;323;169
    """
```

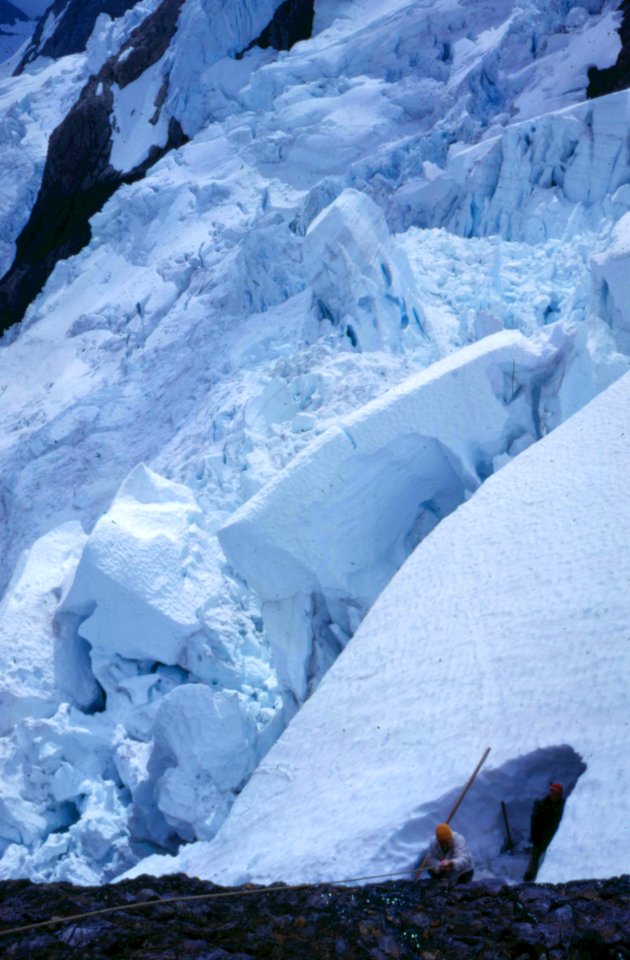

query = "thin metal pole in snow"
412;746;491;881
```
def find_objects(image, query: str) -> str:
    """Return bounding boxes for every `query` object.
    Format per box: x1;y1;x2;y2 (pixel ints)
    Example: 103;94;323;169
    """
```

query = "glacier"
0;0;628;887
131;364;630;887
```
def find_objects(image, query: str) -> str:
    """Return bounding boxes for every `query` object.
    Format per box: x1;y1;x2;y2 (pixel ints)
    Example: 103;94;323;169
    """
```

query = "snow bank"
219;324;597;703
135;368;630;887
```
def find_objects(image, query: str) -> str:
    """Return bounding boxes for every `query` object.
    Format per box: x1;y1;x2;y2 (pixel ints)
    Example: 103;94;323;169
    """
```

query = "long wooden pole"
412;746;491;881
444;746;491;823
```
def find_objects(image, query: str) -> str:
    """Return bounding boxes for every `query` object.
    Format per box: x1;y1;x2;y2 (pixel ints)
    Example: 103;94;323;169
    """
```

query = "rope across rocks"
1;748;491;941
0;869;412;938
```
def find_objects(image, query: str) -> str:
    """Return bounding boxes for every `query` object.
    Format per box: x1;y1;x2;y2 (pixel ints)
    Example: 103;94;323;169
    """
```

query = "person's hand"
439;859;452;873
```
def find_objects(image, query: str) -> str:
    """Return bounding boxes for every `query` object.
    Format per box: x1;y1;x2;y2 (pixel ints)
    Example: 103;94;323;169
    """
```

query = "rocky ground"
0;873;628;958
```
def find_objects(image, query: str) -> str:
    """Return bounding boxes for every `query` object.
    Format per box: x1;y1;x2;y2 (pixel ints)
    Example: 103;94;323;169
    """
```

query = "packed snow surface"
0;0;629;885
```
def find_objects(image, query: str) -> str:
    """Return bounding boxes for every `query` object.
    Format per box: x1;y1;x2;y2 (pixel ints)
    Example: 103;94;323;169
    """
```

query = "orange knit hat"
436;823;453;844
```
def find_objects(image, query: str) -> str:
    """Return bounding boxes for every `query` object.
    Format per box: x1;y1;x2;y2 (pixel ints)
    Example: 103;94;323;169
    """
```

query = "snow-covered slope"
0;0;629;885
133;366;630;887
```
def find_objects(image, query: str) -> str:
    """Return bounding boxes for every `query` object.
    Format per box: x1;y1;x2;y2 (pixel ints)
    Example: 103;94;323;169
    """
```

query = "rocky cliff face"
15;0;138;71
0;0;187;333
237;0;314;59
0;0;28;24
1;875;628;958
0;0;32;62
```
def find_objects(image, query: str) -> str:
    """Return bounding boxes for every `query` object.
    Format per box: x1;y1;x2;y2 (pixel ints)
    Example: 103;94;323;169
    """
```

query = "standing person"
425;822;474;883
523;782;565;881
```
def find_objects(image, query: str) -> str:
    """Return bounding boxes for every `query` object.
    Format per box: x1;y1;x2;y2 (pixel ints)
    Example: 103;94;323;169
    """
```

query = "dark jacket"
530;795;564;850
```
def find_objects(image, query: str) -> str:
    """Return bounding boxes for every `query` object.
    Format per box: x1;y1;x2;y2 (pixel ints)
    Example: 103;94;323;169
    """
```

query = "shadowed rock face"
1;874;629;958
15;0;138;73
237;0;314;59
0;0;187;334
0;0;29;25
587;0;630;97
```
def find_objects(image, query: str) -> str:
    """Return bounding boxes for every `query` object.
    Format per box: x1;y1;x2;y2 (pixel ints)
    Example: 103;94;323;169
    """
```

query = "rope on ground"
0;868;414;939
2;744;493;939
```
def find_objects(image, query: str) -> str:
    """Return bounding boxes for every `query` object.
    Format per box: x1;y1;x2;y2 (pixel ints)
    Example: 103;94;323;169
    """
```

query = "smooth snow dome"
0;0;629;886
139;369;630;887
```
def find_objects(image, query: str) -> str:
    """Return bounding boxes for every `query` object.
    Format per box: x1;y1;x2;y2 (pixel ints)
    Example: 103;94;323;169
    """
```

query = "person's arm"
449;833;473;873
424;838;443;874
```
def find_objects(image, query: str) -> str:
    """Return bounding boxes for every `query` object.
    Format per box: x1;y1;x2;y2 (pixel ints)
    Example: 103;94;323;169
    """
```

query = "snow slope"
134;366;630;887
0;0;629;885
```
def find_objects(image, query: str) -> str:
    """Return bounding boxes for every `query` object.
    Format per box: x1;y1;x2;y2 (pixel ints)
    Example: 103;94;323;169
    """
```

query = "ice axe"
501;800;514;854
412;746;491;881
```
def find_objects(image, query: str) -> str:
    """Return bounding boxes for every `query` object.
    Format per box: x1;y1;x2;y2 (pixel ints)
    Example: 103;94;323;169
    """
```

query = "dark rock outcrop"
0;0;187;335
15;0;139;73
587;0;630;98
0;874;628;959
0;0;32;63
236;0;314;60
0;0;28;26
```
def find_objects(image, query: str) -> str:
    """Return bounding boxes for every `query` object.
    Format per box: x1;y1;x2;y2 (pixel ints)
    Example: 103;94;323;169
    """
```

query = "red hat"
549;783;564;796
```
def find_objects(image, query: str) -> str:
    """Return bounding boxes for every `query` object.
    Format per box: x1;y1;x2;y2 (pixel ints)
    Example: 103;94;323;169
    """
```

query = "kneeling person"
426;823;474;883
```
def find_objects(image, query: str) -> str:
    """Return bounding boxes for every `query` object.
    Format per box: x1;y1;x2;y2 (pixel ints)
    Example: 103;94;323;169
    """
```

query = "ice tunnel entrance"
383;745;586;884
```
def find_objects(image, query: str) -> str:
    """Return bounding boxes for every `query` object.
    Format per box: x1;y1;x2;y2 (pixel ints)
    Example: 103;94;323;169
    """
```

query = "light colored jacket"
425;830;474;879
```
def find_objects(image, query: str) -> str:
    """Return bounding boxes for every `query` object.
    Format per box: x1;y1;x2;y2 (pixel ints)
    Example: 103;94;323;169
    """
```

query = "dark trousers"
524;846;543;881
